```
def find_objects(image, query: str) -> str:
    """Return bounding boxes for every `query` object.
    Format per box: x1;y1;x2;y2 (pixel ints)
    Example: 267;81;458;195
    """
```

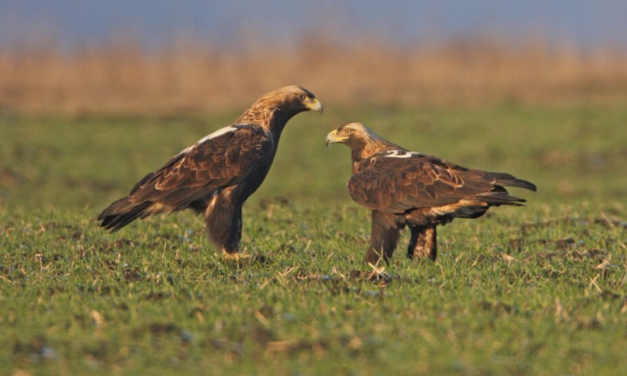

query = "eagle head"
260;85;323;115
326;123;400;161
325;122;379;148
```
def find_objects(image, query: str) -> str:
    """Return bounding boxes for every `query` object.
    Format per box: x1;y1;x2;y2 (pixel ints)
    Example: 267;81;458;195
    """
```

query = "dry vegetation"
1;37;627;115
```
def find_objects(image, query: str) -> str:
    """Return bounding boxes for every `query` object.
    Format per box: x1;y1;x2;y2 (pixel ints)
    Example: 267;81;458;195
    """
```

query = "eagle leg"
364;211;401;265
204;188;244;255
407;225;437;261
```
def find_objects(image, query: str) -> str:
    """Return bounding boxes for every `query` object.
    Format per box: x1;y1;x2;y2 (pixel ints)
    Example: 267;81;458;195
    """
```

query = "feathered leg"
407;225;437;261
364;211;401;265
204;187;245;257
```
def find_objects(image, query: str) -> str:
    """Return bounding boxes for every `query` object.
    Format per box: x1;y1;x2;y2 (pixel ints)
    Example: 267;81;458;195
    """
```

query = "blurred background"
0;0;626;209
1;0;627;115
3;4;627;375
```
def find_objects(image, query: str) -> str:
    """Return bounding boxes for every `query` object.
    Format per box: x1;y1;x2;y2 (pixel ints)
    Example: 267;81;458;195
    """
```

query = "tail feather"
98;197;153;232
471;191;526;207
491;172;537;192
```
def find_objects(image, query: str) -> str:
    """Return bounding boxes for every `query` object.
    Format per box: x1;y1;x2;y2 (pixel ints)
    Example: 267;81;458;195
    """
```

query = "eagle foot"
221;250;271;266
222;251;252;263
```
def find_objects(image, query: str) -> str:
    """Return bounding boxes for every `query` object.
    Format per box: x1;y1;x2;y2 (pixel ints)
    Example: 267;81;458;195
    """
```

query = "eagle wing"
348;151;531;214
128;124;272;208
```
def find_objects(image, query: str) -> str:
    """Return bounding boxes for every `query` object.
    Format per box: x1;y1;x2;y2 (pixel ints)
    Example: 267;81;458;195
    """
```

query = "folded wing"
99;124;272;230
348;151;536;214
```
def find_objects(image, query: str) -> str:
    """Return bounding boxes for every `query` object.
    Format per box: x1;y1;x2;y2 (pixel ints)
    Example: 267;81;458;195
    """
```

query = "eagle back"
128;124;274;206
348;150;490;213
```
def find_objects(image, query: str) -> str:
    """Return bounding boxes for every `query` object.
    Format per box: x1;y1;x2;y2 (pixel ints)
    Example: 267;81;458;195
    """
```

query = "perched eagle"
99;86;322;259
325;123;536;264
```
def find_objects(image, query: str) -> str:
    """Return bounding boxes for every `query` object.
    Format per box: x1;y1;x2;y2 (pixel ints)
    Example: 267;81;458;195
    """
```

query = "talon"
222;251;252;263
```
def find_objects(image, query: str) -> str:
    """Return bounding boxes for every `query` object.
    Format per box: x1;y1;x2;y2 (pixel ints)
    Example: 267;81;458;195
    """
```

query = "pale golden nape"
237;86;322;127
326;122;401;163
342;122;382;139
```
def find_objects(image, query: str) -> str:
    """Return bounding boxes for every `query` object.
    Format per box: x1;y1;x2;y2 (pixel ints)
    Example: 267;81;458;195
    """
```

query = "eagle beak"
307;98;323;114
325;129;345;148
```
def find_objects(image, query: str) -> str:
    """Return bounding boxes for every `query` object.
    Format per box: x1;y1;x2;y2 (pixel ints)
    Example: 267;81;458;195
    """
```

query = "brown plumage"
99;86;322;258
326;122;536;264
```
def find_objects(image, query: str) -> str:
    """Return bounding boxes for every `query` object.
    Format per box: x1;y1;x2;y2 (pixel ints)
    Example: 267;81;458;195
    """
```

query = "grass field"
1;104;627;375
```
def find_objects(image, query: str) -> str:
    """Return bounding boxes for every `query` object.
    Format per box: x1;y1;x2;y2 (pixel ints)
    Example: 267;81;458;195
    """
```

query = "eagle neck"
351;139;399;174
237;106;298;140
351;149;365;174
266;108;299;139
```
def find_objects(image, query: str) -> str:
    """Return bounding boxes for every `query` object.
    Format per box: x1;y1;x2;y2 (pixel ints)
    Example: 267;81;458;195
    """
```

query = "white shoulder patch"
179;146;194;154
384;150;417;159
177;125;240;155
197;125;238;144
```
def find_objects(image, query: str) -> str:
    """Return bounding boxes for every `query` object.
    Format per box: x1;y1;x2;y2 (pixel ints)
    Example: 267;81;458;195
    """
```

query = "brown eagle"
99;86;322;259
325;123;536;264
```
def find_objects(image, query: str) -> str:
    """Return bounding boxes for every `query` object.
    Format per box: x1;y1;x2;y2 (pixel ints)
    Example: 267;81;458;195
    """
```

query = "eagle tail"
473;191;526;207
492;173;537;192
98;197;153;232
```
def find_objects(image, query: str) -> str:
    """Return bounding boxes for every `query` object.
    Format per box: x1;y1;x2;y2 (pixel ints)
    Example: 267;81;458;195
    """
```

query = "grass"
1;104;627;375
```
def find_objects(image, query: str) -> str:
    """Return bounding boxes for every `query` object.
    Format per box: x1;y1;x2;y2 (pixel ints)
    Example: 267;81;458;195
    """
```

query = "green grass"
1;104;627;375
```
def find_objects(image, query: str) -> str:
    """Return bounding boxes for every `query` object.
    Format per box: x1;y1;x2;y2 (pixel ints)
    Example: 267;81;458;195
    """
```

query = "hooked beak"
306;98;323;114
325;129;347;148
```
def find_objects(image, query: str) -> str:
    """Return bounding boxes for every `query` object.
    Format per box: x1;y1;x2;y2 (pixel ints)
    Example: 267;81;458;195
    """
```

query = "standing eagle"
99;86;322;259
325;123;536;264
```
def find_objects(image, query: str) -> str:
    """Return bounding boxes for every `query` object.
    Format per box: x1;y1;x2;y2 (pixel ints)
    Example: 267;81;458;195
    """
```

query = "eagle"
325;123;536;264
99;86;323;259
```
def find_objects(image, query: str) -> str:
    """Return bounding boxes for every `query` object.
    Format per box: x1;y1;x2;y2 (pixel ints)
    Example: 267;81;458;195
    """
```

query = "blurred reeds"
1;36;627;115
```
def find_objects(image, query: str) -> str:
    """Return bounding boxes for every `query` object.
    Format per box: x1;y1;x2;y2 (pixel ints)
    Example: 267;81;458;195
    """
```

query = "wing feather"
348;152;525;214
128;124;271;209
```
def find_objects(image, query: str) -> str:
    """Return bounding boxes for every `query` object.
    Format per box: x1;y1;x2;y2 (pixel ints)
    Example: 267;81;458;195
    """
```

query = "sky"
1;0;626;50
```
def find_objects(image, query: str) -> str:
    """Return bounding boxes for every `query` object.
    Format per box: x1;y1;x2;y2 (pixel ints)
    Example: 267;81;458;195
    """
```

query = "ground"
1;104;626;375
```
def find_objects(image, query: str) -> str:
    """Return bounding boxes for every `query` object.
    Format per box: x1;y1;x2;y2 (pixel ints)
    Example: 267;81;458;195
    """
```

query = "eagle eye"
299;94;307;101
344;129;352;135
